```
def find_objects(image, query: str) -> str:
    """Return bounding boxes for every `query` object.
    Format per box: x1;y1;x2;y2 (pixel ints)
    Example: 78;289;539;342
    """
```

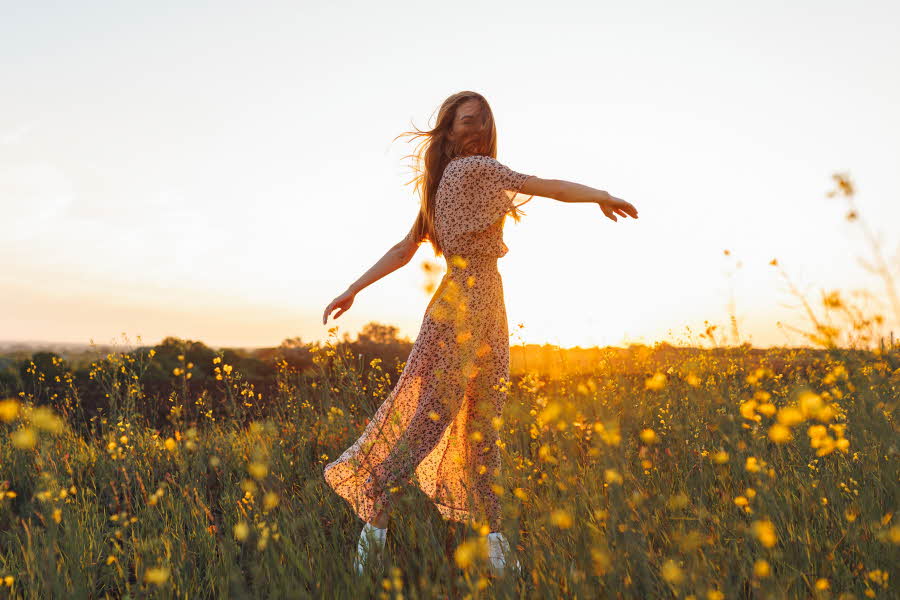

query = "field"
0;332;898;599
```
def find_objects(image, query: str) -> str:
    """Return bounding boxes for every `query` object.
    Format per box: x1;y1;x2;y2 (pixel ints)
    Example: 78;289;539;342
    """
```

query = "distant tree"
279;337;306;349
356;322;409;345
0;357;21;397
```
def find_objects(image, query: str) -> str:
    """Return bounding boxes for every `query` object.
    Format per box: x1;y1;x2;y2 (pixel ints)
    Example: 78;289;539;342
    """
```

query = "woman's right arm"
520;177;639;221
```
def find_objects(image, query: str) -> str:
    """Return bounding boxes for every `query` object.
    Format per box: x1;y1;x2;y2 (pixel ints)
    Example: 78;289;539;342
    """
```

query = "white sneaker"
354;522;387;576
487;532;521;577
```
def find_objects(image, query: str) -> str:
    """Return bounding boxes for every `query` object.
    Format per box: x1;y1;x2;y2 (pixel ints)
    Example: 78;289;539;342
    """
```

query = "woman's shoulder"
449;154;501;176
454;154;499;165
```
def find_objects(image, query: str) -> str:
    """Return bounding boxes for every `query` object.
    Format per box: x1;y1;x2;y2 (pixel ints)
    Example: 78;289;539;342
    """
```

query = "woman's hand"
323;289;356;324
596;191;639;222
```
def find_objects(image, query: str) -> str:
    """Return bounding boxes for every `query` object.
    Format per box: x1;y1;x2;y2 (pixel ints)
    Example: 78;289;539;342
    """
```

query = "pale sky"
2;1;899;350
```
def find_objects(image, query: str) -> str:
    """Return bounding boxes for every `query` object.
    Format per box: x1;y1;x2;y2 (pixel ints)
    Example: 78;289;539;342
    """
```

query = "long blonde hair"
393;91;527;257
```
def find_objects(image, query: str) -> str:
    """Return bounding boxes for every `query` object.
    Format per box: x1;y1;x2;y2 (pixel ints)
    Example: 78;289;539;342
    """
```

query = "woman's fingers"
611;199;638;219
600;200;638;221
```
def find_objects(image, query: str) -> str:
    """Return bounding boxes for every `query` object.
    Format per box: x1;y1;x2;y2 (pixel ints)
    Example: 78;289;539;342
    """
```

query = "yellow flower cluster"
5;401;68;450
733;488;757;514
745;367;775;386
147;486;166;506
752;519;777;548
592;421;622;446
645;372;667;391
109;511;139;541
739;390;777;422
764;390;849;456
745;456;767;473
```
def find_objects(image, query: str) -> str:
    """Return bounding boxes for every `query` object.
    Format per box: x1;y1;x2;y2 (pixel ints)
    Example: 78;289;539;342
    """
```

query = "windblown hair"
393;91;527;258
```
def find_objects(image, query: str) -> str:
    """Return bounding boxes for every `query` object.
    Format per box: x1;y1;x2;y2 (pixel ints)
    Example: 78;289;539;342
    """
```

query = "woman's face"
448;99;486;153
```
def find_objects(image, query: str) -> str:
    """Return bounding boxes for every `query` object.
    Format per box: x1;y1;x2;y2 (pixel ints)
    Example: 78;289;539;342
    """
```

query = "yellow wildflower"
645;372;667;391
263;491;279;511
144;567;170;585
740;400;758;421
0;399;20;422
768;424;792;443
11;427;37;450
756;403;776;417
550;509;573;529
234;521;250;542
797;391;823;419
454;538;487;570
776;406;804;426
31;407;64;434
661;559;684;585
745;457;762;472
639;428;657;444
752;519;777;548
248;462;268;480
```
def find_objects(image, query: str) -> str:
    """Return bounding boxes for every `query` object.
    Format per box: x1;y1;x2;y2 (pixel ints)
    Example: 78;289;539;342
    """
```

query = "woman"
322;91;638;577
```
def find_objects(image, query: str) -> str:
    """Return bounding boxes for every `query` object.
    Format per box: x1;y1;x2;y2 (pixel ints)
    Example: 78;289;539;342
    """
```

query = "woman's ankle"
367;511;389;529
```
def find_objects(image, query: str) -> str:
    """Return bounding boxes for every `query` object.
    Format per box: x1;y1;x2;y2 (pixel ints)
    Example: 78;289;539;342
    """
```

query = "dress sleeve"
478;156;536;225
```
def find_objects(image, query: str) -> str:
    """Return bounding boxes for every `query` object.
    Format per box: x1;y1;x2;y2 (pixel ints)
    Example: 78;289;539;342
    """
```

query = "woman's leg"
362;365;468;523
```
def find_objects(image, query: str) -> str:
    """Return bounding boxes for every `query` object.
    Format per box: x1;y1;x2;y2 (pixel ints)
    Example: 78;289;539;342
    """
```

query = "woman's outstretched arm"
322;225;418;325
520;177;639;222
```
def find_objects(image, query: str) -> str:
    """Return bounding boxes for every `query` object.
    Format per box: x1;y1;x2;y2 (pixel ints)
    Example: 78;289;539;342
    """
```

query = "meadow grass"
0;334;898;599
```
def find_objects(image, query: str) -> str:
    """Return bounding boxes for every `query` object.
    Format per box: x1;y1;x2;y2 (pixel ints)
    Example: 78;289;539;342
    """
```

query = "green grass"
0;340;898;599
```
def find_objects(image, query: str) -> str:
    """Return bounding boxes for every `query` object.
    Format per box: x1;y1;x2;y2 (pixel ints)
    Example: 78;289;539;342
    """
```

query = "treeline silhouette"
0;321;855;435
0;322;417;432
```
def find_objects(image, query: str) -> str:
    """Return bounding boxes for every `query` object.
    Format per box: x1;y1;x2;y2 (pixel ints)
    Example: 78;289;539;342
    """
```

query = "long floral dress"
323;154;535;531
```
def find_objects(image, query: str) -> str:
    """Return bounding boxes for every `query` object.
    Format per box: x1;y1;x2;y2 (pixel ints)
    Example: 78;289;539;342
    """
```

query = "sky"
2;1;899;350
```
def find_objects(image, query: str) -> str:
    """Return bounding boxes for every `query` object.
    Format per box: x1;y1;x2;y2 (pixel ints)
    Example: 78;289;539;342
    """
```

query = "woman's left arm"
322;222;420;324
520;177;639;221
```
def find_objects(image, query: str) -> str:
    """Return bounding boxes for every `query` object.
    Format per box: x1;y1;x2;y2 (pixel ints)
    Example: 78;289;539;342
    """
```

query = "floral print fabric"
324;155;534;530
